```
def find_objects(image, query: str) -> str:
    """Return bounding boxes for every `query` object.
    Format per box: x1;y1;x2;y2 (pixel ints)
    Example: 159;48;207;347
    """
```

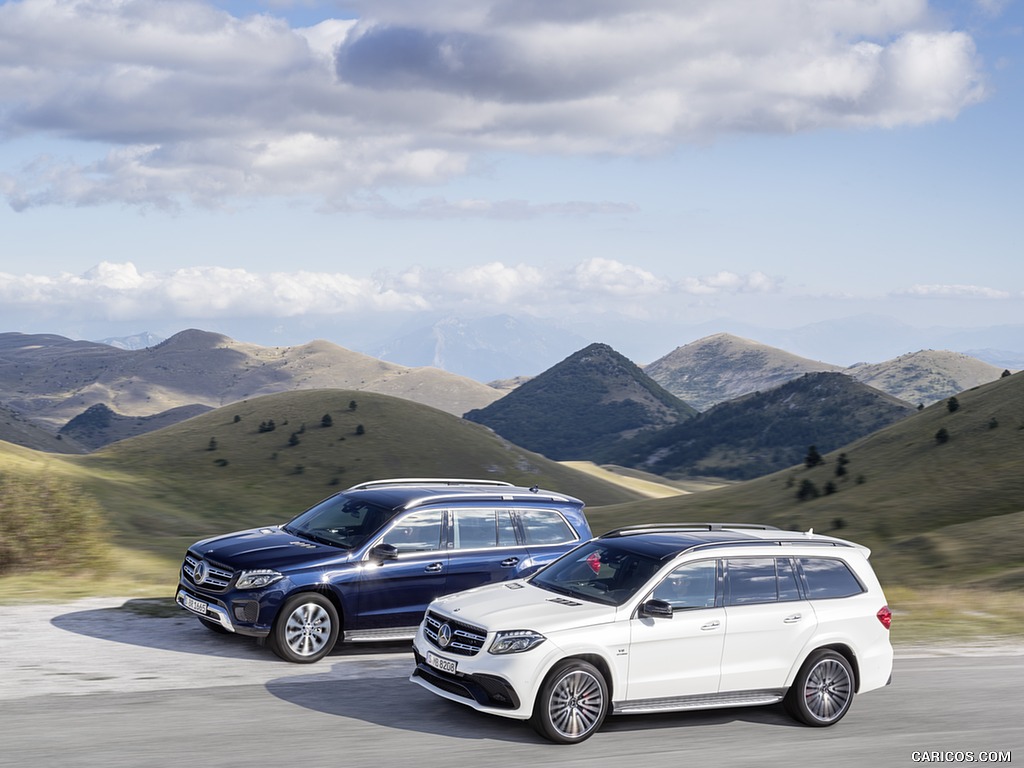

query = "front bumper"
175;585;272;638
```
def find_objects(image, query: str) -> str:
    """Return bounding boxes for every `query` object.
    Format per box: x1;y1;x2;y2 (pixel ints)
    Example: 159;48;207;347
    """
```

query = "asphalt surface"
1;598;1022;767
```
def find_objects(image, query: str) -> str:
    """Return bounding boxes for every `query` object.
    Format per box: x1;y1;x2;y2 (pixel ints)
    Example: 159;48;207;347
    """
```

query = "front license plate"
427;651;457;675
180;592;208;616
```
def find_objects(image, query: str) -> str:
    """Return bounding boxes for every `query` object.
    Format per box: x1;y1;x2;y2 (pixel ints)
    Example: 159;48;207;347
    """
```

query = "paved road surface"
1;598;1021;767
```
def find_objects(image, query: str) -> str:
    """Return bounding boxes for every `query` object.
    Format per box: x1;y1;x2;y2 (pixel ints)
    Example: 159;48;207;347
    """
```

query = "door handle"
700;620;721;631
784;613;802;623
500;557;520;568
424;562;444;573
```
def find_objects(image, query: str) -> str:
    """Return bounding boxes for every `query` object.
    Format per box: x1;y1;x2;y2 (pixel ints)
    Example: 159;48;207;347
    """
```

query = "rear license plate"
180;592;208;616
427;651;457;675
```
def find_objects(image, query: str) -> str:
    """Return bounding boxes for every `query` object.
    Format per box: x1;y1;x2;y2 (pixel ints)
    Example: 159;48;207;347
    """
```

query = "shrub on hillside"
0;474;111;575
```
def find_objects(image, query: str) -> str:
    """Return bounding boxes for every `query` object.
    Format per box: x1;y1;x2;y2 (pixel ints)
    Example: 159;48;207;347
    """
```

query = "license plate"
427;651;457;675
180;592;208;616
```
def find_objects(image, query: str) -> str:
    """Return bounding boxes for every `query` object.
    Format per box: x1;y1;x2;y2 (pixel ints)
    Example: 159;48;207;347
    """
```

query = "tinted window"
652;560;717;610
798;558;865;599
451;509;517;549
518;509;576;545
380;510;444;553
726;558;779;605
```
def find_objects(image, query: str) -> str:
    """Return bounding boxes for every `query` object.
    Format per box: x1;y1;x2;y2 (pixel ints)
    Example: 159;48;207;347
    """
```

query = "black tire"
269;593;340;664
197;617;230;634
784;649;855;726
531;660;609;744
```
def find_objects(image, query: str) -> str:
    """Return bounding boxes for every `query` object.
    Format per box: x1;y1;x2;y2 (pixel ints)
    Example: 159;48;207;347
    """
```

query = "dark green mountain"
608;372;916;480
464;343;697;461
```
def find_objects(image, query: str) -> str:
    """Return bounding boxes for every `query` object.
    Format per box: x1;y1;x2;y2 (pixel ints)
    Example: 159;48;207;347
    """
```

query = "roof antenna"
529;485;539;493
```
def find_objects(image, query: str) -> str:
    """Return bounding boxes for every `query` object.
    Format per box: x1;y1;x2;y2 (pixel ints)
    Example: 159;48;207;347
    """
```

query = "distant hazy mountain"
645;333;843;411
96;331;164;350
608;372;916;480
370;314;589;382
846;350;1007;407
0;330;503;440
465;342;697;460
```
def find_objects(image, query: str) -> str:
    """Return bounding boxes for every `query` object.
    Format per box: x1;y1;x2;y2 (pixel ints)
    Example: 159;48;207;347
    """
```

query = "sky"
1;0;1022;369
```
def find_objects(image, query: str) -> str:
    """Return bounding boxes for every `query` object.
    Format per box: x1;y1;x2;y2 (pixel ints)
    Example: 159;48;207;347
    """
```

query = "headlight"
489;629;546;655
235;570;283;589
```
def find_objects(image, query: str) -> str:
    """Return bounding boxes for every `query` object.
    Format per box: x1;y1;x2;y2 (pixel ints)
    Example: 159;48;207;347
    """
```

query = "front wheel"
269;593;340;663
531;660;609;744
784;649;855;726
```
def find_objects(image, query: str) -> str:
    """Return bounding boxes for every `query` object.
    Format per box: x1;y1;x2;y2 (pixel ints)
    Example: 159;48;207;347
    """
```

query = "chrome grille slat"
424;611;487;656
183;553;234;591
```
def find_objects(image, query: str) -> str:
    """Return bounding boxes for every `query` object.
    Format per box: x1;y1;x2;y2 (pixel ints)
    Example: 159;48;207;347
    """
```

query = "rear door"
445;507;532;592
518;508;584;572
718;557;817;692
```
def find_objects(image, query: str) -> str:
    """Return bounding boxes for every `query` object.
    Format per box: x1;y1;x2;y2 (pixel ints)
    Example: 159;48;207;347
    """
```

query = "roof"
342;478;583;511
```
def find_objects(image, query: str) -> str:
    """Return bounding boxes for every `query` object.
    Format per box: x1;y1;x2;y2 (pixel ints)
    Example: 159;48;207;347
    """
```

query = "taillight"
876;605;892;630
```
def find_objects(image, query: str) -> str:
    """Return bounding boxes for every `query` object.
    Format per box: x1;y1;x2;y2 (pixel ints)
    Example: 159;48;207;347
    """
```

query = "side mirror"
370;542;399;562
639;599;674;619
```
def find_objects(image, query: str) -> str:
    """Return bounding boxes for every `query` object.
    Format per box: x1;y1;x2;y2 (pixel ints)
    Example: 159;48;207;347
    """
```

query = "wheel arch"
792;643;860;693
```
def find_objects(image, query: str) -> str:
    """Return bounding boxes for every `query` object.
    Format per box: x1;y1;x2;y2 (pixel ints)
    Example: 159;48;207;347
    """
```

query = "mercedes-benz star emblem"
437;623;452;648
193;560;209;586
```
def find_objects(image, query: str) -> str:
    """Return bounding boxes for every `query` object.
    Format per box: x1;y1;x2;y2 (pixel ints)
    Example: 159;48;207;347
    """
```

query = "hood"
430;580;617;635
190;526;353;571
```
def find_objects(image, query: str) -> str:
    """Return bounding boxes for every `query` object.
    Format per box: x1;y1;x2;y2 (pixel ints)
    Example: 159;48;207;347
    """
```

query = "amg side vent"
547;597;582;607
290;541;318;549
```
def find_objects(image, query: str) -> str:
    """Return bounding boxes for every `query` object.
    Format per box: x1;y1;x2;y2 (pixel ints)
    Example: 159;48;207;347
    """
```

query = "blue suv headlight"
235;570;283;590
489;629;546;654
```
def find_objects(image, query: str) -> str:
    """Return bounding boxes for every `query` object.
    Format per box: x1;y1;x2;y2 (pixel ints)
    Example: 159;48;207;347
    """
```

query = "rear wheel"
785;649;855;726
269;593;340;663
531;660;609;744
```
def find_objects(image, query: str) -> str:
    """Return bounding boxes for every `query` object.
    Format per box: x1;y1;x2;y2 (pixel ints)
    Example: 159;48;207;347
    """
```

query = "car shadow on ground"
50;597;414;662
265;671;799;745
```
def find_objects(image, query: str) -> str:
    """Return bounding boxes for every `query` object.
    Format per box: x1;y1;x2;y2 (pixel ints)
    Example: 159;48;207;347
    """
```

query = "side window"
380;510;444;553
652;560;717;610
798;558;865;599
518;509;576;546
725;558;779;605
451;509;517;549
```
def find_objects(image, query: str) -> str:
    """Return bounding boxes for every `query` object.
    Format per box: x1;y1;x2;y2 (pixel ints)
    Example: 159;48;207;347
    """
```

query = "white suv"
410;524;893;743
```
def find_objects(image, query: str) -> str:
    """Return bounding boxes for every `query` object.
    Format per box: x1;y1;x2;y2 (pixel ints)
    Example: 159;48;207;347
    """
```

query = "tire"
269;593;340;664
784;649;855;726
197;617;230;634
531;660;609;744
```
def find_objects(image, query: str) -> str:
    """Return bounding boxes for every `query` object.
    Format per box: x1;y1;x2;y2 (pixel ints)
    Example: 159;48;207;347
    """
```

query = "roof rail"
346;478;516;492
602;523;780;537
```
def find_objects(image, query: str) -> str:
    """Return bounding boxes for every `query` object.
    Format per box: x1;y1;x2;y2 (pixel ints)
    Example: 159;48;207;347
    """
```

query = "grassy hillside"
586;371;1024;589
70;390;642;554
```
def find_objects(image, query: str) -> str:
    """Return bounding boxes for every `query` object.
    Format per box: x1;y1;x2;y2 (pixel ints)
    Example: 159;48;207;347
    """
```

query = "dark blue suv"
176;478;592;663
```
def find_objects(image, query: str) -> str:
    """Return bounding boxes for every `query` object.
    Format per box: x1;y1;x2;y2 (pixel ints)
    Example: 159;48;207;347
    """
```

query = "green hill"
608;372;916;480
585;371;1024;588
466;343;698;460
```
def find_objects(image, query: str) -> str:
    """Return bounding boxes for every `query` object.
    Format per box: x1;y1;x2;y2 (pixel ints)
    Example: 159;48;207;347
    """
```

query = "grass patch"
886;586;1024;645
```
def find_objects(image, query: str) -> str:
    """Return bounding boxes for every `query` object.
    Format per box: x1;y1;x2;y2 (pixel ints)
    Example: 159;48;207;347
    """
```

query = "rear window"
798;557;865;599
518;509;576;546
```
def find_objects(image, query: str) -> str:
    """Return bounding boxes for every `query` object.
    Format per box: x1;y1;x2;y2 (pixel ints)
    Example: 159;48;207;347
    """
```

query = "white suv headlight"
489;629;546;654
235;570;283;589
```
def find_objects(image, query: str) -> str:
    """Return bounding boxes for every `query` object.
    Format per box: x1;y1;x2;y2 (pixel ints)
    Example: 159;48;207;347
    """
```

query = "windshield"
529;541;663;606
284;495;396;550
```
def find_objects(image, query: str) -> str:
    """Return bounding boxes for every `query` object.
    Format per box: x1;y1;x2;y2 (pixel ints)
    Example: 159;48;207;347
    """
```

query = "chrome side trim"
612;689;785;715
344;626;419;643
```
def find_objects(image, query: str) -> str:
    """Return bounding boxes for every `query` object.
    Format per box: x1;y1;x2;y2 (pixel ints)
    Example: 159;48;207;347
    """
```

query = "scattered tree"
355;424;365;436
321;413;333;428
935;427;950;444
947;396;960;413
1002;369;1012;378
207;437;218;451
988;417;999;429
804;445;824;469
233;415;241;423
349;400;358;411
258;419;276;433
835;453;850;477
288;432;301;447
796;479;820;501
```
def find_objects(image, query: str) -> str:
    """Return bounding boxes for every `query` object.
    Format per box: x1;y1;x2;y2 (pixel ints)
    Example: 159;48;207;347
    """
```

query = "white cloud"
0;0;989;210
896;283;1012;299
0;260;779;323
